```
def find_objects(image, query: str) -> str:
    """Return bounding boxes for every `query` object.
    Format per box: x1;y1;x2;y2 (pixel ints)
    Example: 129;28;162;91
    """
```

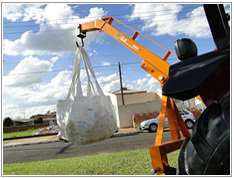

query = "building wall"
107;92;161;128
117;100;161;128
115;92;160;105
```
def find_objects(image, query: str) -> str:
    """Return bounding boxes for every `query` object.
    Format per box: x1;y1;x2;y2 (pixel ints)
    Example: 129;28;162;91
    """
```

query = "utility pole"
118;62;125;105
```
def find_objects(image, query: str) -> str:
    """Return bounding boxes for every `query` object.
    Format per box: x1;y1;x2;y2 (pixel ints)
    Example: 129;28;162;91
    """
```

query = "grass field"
3;129;37;139
4;148;179;175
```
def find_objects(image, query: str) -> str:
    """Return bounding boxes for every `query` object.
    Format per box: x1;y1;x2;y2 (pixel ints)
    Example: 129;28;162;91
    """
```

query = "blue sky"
2;3;229;118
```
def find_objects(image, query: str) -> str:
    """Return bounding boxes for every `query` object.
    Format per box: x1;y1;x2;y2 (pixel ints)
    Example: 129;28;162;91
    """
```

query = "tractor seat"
162;48;229;100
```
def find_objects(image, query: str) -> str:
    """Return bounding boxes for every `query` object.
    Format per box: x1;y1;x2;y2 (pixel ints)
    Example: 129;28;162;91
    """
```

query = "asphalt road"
4;132;170;164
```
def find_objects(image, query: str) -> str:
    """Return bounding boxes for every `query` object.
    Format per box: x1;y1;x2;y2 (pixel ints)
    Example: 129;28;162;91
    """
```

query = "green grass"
3;129;37;139
4;148;179;175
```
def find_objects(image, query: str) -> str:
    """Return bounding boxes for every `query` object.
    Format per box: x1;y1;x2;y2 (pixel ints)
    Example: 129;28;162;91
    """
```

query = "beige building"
107;88;161;128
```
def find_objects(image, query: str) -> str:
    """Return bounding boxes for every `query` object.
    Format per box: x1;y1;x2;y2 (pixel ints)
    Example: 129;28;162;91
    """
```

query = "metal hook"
77;24;86;47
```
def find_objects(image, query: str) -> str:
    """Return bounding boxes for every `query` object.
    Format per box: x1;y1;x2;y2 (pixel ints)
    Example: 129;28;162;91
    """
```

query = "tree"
3;117;14;127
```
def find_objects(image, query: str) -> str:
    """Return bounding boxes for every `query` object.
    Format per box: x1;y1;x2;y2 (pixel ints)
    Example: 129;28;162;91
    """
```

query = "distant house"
4;111;57;128
42;117;57;125
3;117;33;128
30;111;57;125
13;119;34;126
106;88;161;128
33;117;43;124
3;112;57;133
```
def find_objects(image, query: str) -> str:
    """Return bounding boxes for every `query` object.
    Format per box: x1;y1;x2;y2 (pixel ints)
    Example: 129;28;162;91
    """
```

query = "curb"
112;130;140;138
3;130;140;148
3;139;60;148
3;133;58;141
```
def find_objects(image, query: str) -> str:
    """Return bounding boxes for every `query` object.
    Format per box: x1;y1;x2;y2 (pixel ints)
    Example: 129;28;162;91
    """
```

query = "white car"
180;110;195;129
140;110;195;132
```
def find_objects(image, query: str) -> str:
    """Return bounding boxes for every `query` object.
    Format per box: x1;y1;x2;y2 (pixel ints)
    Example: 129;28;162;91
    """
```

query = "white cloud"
89;49;97;57
85;7;106;19
3;4;24;21
130;76;161;93
3;4;44;22
27;70;72;105
98;72;161;95
98;73;120;92
3;28;76;56
102;61;111;66
42;4;73;22
3;69;72;119
129;4;211;38
224;4;230;13
3;56;56;87
50;56;59;63
3;4;107;56
3;68;163;119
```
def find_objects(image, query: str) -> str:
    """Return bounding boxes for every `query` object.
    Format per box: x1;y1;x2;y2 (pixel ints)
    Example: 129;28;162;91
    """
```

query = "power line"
3;28;76;35
3;6;199;25
3;11;174;27
113;16;177;58
3;12;205;35
3;10;194;29
3;58;177;79
3;61;141;77
3;13;205;35
3;50;176;76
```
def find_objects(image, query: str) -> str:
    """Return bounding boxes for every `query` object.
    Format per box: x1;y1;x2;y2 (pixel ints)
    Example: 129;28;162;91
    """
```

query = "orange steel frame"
78;16;191;174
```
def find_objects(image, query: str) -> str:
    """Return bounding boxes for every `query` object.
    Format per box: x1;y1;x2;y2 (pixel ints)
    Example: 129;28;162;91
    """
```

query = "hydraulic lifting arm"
78;16;169;85
78;16;190;175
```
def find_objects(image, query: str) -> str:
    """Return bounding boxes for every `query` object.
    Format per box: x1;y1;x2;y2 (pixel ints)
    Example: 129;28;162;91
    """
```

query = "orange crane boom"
78;16;190;174
78;17;169;84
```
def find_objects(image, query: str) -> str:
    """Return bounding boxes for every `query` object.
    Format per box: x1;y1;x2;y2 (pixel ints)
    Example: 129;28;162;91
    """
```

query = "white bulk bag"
56;46;117;144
